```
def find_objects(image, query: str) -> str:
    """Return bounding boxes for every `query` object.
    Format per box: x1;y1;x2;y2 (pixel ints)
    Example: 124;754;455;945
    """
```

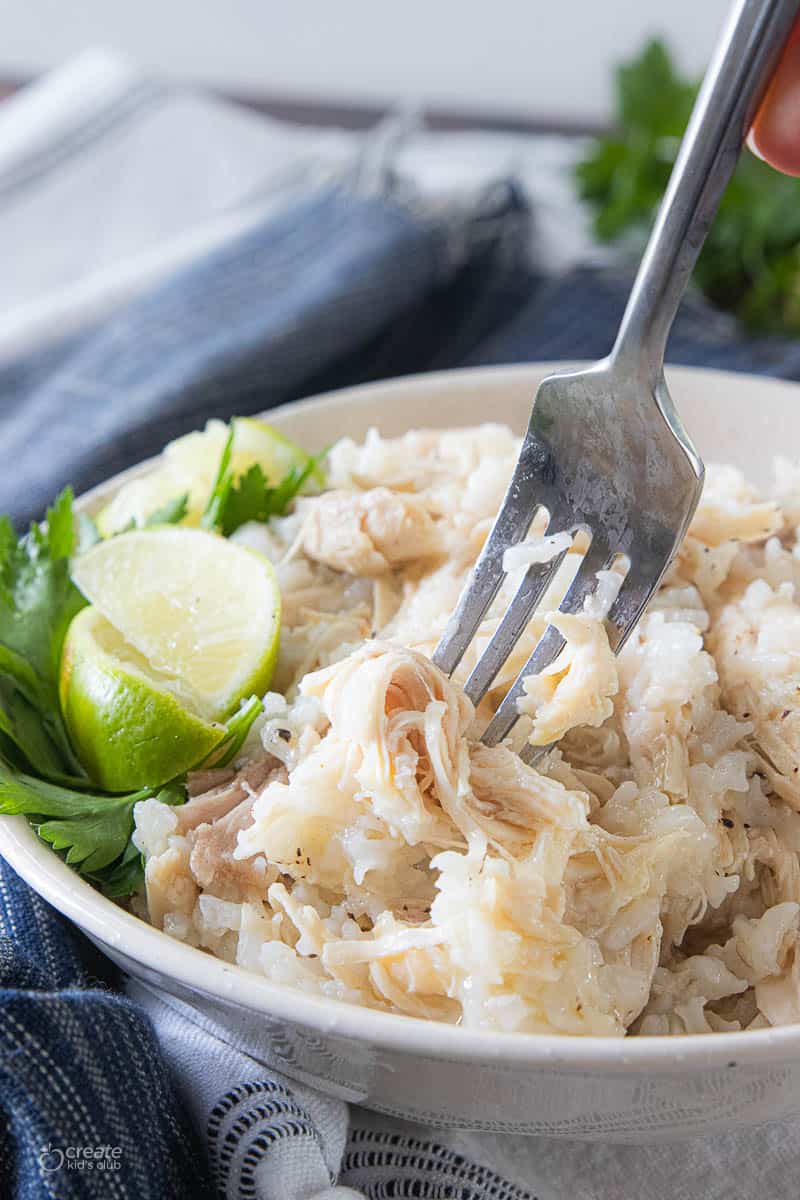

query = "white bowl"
3;362;800;1144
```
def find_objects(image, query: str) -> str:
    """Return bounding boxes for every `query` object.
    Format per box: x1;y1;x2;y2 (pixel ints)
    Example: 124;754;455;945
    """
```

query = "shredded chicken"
176;756;281;832
518;613;618;745
144;842;197;931
689;464;782;547
301;488;442;576
189;798;268;893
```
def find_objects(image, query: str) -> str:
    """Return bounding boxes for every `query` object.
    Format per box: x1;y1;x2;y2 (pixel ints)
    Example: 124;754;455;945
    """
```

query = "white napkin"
128;981;362;1200
0;48;600;366
137;968;800;1200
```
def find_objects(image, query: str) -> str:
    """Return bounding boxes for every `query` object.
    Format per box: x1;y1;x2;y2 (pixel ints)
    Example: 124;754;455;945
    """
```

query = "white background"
0;0;730;124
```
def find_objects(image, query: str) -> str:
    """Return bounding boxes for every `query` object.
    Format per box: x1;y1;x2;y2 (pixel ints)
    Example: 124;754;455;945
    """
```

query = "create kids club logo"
38;1143;123;1173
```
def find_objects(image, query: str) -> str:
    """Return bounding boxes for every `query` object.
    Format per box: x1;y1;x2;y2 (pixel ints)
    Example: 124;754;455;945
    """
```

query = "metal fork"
432;0;800;760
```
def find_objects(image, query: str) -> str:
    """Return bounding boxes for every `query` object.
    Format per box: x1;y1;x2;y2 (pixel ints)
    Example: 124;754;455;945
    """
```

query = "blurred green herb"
576;39;800;334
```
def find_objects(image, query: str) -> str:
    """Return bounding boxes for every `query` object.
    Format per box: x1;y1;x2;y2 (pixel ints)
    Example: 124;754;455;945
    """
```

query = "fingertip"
746;127;765;162
750;19;800;177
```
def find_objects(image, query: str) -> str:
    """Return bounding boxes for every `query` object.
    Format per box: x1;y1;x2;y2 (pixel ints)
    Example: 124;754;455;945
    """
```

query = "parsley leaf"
576;39;800;334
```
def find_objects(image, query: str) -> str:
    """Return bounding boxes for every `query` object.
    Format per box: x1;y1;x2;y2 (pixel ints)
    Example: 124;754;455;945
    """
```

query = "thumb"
749;16;800;176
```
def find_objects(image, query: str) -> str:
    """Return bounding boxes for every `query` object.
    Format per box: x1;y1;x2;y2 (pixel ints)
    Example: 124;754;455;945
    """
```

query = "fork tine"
431;455;543;677
519;737;551;767
603;550;667;653
481;625;565;747
462;546;570;706
480;537;613;747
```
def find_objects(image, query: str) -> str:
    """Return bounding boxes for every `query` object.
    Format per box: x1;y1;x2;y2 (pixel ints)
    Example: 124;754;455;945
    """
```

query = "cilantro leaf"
0;764;150;872
0;518;15;568
0;489;87;780
200;419;327;537
575;39;800;334
90;838;146;898
40;804;137;872
617;39;695;137
202;444;324;540
218;463;273;533
45;488;80;561
217;460;317;537
200;427;235;532
154;780;189;807
203;695;263;768
0;677;74;782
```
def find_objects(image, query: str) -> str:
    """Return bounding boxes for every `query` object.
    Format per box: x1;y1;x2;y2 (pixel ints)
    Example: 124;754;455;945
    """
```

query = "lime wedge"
70;528;281;721
60;607;226;791
96;417;320;536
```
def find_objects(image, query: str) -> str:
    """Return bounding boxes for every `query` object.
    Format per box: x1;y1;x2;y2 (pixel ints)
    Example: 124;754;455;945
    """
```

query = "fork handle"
611;0;800;380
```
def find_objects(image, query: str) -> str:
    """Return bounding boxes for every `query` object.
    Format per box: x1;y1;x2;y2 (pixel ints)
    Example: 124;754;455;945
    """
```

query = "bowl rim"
4;360;800;1073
